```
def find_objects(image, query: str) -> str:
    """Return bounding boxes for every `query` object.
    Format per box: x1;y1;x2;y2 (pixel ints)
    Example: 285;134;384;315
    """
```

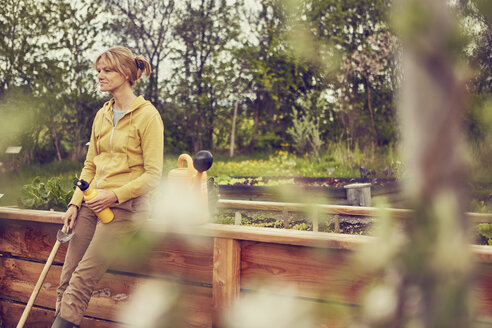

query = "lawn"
2;143;489;213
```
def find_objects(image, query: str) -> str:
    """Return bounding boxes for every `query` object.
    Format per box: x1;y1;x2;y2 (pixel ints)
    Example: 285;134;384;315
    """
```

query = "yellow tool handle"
16;225;68;328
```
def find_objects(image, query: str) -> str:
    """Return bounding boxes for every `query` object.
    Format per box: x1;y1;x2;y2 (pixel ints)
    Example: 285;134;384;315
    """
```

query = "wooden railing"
217;199;492;232
1;206;492;327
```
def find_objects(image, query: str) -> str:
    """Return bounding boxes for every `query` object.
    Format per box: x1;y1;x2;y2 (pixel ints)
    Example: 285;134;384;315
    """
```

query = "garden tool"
17;224;74;328
167;150;213;224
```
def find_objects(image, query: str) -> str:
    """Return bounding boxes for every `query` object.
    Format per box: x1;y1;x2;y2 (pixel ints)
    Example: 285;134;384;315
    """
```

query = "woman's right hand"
63;205;78;229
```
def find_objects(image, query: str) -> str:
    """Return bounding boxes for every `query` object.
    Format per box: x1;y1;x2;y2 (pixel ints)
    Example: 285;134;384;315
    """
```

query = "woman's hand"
63;205;78;229
86;189;118;213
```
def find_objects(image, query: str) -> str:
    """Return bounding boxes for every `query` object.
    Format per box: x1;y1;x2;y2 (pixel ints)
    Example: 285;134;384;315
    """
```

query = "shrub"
18;176;75;211
287;109;323;157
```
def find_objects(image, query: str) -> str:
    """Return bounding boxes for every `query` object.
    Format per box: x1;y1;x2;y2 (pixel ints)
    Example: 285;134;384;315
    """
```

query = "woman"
52;46;164;328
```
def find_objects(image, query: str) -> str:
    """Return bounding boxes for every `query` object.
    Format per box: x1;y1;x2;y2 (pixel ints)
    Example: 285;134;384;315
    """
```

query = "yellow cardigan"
70;96;164;207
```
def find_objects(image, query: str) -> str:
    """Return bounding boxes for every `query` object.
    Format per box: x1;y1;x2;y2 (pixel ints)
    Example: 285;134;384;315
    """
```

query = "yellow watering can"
167;150;213;224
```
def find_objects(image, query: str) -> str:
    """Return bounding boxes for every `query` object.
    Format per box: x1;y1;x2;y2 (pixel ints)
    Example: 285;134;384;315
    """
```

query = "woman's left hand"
86;189;118;213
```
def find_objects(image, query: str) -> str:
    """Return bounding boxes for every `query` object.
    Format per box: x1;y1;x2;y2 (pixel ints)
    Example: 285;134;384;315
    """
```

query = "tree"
106;0;176;108
0;0;68;163
335;31;399;146
0;0;58;95
56;0;108;161
457;0;492;95
240;0;327;151
171;0;242;152
0;0;110;163
304;0;396;148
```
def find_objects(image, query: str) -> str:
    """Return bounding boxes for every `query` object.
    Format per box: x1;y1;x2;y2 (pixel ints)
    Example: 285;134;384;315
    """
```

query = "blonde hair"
95;46;151;86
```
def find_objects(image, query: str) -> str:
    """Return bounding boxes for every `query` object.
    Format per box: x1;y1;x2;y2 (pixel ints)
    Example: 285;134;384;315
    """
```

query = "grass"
208;143;400;178
0;160;82;207
0;143;416;208
1;141;490;213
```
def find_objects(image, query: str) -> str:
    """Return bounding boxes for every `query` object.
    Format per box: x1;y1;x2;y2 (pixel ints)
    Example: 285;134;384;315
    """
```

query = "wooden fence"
1;205;492;327
217;199;492;231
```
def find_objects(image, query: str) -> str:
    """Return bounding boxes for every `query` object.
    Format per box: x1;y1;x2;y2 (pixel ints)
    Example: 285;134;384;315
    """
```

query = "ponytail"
134;55;151;80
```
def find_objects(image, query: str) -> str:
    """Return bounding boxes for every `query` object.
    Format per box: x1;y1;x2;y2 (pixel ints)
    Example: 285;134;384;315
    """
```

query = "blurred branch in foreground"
358;0;474;327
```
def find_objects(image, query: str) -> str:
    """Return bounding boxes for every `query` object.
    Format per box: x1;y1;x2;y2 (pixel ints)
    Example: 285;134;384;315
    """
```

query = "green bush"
476;223;492;245
17;176;75;211
287;109;323;157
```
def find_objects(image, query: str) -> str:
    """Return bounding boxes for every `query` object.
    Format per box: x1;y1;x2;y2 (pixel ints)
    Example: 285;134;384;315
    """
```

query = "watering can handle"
177;154;194;170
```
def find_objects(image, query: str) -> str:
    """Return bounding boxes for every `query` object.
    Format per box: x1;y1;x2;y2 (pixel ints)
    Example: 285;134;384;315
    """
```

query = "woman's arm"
68;112;100;208
85;190;118;213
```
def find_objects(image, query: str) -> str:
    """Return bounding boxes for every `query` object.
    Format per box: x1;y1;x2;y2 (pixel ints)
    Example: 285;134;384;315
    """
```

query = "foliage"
335;31;400;147
17;176;75;211
288;0;398;148
106;0;175;108
0;0;490;161
0;0;59;94
208;145;398;178
0;160;82;207
456;0;492;95
287;108;323;157
0;0;108;164
476;223;492;245
213;176;295;186
291;222;310;231
169;0;243;152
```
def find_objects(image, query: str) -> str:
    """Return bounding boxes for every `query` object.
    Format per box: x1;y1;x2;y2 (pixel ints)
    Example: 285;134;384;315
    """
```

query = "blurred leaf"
476;0;492;25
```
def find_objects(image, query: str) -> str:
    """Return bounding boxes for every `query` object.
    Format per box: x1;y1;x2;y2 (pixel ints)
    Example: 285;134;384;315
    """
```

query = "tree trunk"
366;82;378;146
51;125;62;162
229;71;243;157
248;90;261;150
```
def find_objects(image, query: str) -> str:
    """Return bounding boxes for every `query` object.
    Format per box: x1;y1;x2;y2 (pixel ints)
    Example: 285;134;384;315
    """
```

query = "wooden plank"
5;214;491;266
239;241;368;304
142;234;214;284
213;238;240;327
238;242;492;319
0;257;213;326
476;262;492;318
2;204;492;226
217;199;412;218
3;207;492;326
472;246;492;264
0;257;134;320
0;219;67;263
236;289;354;328
0;299;115;328
0;207;63;224
0;220;214;284
147;221;372;251
216;200;492;223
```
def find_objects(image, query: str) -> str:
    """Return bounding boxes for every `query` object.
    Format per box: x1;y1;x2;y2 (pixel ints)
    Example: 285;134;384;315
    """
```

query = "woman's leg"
55;205;98;316
58;197;149;325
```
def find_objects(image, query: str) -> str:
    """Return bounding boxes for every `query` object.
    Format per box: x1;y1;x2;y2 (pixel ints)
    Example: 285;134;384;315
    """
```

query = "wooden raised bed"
217;177;400;204
2;206;492;327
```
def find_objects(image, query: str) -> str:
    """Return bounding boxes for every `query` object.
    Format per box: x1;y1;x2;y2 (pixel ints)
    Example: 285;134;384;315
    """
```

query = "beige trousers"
55;196;150;325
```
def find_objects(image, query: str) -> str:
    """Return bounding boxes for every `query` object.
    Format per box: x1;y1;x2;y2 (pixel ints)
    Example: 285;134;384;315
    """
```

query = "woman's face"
96;60;128;93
